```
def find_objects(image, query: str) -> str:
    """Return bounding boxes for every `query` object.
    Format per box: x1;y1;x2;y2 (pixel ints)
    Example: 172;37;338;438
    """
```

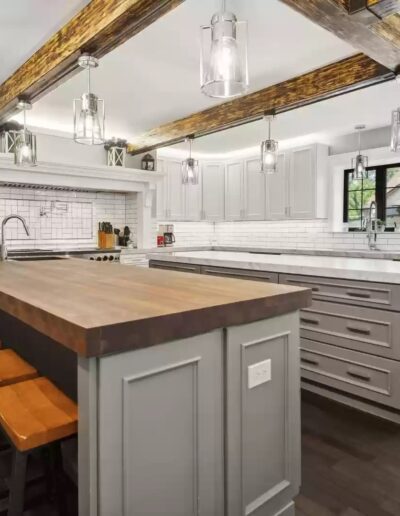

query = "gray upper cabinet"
265;152;287;220
288;146;315;219
225;160;243;220
166;159;185;220
202;161;225;220
184;182;202;221
243;158;265;220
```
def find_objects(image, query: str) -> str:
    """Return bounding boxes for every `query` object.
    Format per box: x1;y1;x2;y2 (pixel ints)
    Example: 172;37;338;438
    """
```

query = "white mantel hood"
0;153;163;193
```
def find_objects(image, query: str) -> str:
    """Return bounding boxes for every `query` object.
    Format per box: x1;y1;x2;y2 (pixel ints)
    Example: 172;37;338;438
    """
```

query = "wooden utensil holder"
98;231;114;249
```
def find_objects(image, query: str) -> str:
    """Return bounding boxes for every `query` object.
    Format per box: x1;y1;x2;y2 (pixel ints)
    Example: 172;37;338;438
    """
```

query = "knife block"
98;231;114;249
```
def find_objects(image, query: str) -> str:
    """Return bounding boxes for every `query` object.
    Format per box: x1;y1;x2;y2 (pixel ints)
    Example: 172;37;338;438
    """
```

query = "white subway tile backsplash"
168;218;400;252
0;186;138;250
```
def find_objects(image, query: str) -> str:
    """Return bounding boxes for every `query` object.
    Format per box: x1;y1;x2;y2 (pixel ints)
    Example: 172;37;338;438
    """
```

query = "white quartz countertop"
147;250;400;284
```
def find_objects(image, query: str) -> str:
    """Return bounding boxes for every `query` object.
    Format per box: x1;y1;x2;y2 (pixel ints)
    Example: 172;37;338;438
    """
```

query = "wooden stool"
0;377;78;516
0;349;38;387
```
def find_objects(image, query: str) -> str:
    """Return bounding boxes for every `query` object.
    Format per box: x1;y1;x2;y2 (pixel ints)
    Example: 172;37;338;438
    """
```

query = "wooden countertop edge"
89;288;311;358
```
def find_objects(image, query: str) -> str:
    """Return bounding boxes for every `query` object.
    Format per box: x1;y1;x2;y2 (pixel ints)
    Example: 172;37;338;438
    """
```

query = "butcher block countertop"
0;260;310;357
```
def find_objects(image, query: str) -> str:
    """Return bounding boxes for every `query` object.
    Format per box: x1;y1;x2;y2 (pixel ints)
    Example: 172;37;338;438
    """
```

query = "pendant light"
182;136;199;185
73;55;105;145
351;125;368;180
260;112;278;174
200;0;248;99
14;100;37;167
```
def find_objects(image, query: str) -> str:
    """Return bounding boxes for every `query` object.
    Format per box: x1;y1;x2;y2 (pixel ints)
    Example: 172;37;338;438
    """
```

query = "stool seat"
0;377;77;452
0;349;38;387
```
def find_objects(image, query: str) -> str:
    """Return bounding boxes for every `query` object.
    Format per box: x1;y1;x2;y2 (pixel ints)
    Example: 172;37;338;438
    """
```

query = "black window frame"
343;163;400;231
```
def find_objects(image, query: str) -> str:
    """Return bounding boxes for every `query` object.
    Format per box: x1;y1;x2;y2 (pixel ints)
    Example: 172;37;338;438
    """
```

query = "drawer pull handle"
301;357;320;366
346;325;371;336
346;368;371;382
311;287;320;292
346;290;371;299
300;317;320;325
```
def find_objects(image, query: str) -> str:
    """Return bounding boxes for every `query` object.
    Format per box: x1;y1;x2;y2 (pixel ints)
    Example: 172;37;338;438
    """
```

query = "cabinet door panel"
288;147;315;219
226;313;301;516
98;332;224;516
225;161;243;220
202;162;225;220
244;158;265;220
184;182;202;221
155;159;168;220
266;152;287;220
167;160;185;220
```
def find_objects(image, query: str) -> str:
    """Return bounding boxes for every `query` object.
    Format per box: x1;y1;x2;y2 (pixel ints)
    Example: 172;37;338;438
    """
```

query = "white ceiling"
13;0;356;140
0;0;90;83
162;80;399;157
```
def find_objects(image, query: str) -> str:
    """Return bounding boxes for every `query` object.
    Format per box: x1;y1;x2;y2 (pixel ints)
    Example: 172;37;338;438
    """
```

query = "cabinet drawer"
280;273;400;311
300;300;400;360
200;265;278;283
300;339;400;409
149;260;201;274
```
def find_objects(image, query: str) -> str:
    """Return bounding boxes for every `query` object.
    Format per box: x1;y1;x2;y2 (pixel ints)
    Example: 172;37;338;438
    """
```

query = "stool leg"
51;442;68;516
8;450;27;516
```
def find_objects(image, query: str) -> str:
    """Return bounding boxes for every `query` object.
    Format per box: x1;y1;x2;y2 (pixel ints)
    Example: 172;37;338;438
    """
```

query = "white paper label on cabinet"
248;359;271;389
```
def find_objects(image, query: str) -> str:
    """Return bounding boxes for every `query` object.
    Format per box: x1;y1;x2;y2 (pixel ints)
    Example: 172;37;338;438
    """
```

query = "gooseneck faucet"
1;215;30;261
367;201;378;250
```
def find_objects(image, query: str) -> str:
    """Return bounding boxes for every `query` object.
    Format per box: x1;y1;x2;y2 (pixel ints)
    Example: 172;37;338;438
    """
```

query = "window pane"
348;176;362;192
348;210;362;229
386;167;400;191
361;190;375;211
386;186;400;228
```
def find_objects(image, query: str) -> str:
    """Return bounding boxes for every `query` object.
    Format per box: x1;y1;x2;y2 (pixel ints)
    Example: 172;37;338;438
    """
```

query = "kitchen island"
0;259;309;516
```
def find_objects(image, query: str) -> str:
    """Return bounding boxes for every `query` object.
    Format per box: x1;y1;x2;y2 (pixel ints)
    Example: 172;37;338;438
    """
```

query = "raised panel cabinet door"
288;146;315;219
225;312;301;516
167;159;185;220
266;152;287;220
202;161;225;220
244;158;265;220
97;331;224;516
184;181;202;220
225;161;243;220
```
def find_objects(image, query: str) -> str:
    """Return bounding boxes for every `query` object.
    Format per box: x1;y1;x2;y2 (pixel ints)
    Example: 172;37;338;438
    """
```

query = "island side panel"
96;330;224;516
225;312;301;516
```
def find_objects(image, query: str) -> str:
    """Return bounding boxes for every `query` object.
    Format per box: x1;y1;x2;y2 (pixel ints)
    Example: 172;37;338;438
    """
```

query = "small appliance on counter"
158;224;175;247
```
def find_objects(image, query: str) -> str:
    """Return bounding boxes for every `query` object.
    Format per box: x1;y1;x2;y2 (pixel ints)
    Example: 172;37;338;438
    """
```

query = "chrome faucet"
366;201;378;250
1;215;30;261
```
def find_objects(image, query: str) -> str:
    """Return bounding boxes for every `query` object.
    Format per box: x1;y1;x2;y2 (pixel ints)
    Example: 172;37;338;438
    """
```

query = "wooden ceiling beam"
127;53;393;155
280;0;400;71
0;0;184;122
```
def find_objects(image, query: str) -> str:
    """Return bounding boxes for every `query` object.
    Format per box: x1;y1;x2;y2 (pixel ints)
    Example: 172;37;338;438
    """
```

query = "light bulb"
264;152;275;166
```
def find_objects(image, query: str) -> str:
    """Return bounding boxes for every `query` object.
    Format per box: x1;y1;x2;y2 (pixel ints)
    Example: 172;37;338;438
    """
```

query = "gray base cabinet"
78;315;301;516
226;314;301;516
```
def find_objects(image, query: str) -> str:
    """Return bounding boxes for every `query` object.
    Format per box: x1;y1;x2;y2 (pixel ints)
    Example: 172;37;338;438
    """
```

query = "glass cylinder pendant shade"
182;157;199;185
351;153;368;180
261;139;278;174
200;10;248;99
391;108;400;152
14;131;37;166
74;93;104;145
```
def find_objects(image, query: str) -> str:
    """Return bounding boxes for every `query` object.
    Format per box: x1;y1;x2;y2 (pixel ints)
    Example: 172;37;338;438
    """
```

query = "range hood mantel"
0;153;164;193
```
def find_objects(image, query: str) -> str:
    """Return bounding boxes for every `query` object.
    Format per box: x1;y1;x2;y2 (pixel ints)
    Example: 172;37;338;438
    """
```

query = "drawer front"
279;273;400;311
149;260;201;274
300;300;400;360
300;339;400;409
200;265;279;283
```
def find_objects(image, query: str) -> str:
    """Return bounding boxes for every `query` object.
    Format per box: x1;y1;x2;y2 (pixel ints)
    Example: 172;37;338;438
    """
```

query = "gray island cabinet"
0;260;309;516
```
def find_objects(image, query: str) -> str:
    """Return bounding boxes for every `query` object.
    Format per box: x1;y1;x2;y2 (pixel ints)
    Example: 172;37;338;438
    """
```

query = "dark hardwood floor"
297;391;400;516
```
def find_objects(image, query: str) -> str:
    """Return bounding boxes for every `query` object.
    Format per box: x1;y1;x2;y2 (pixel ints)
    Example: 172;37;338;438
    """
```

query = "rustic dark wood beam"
280;0;400;71
0;0;184;122
127;53;393;155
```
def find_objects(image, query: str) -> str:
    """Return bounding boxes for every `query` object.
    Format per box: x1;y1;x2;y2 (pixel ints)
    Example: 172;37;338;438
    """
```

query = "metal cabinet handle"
287;279;319;292
311;286;320;292
301;356;320;366
346;368;371;382
346;290;371;299
346;324;371;336
300;316;320;325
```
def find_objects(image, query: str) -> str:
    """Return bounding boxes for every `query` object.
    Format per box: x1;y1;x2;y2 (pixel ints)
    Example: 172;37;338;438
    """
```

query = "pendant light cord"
88;66;91;95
